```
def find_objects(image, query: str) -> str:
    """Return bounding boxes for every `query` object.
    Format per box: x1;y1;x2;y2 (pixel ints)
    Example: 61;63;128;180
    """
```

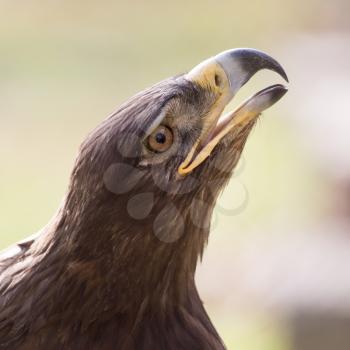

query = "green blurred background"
1;1;350;349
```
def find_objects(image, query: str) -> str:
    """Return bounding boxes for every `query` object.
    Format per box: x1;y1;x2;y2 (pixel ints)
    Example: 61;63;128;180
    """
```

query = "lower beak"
178;48;288;175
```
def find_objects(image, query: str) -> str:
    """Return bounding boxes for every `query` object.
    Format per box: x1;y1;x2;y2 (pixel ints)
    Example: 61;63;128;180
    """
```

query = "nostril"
214;73;221;87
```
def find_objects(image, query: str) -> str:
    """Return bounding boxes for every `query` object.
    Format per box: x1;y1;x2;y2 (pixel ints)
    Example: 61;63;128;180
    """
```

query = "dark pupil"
155;132;166;144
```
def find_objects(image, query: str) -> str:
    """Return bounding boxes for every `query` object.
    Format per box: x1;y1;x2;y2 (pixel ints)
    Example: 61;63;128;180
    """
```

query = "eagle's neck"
42;180;214;299
45;198;208;307
12;199;224;349
1;176;228;349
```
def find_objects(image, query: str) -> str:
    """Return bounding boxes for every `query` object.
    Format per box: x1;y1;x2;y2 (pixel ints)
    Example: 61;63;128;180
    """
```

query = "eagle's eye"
147;125;173;153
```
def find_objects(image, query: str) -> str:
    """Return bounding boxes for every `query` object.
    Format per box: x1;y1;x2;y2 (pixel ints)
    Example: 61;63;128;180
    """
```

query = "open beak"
178;48;288;175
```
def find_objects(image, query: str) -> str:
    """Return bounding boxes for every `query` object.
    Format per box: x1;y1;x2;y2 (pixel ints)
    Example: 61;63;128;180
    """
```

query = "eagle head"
62;48;288;301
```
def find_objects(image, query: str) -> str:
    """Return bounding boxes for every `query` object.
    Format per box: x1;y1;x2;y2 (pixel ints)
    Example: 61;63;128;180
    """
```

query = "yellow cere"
179;60;234;175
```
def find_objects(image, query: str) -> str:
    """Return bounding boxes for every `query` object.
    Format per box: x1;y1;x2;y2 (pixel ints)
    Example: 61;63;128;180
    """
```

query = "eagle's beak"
178;48;288;175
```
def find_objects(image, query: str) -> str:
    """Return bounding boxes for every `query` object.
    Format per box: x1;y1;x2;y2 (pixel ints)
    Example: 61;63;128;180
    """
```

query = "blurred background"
1;1;350;349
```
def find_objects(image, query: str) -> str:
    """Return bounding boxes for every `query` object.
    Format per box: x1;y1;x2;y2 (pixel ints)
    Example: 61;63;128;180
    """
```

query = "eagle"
0;48;288;349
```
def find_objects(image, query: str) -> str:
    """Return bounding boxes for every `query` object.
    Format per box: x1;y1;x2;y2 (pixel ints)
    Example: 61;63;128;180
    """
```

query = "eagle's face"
70;48;287;254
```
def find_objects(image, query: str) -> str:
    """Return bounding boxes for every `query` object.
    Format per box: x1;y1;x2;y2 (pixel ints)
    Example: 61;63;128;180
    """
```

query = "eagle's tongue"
181;84;288;174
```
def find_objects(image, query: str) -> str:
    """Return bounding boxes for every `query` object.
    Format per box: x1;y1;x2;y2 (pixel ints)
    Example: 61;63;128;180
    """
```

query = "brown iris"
147;125;173;153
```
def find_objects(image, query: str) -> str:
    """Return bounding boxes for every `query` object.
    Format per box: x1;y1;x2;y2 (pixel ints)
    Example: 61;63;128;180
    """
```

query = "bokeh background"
1;1;350;349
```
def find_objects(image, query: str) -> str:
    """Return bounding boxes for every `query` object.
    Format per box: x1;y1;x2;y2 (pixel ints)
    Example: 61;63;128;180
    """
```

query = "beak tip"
216;48;289;89
258;84;288;111
280;70;289;83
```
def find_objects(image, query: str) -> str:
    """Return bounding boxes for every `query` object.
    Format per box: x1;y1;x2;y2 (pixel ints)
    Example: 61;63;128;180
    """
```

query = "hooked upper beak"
178;48;288;175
